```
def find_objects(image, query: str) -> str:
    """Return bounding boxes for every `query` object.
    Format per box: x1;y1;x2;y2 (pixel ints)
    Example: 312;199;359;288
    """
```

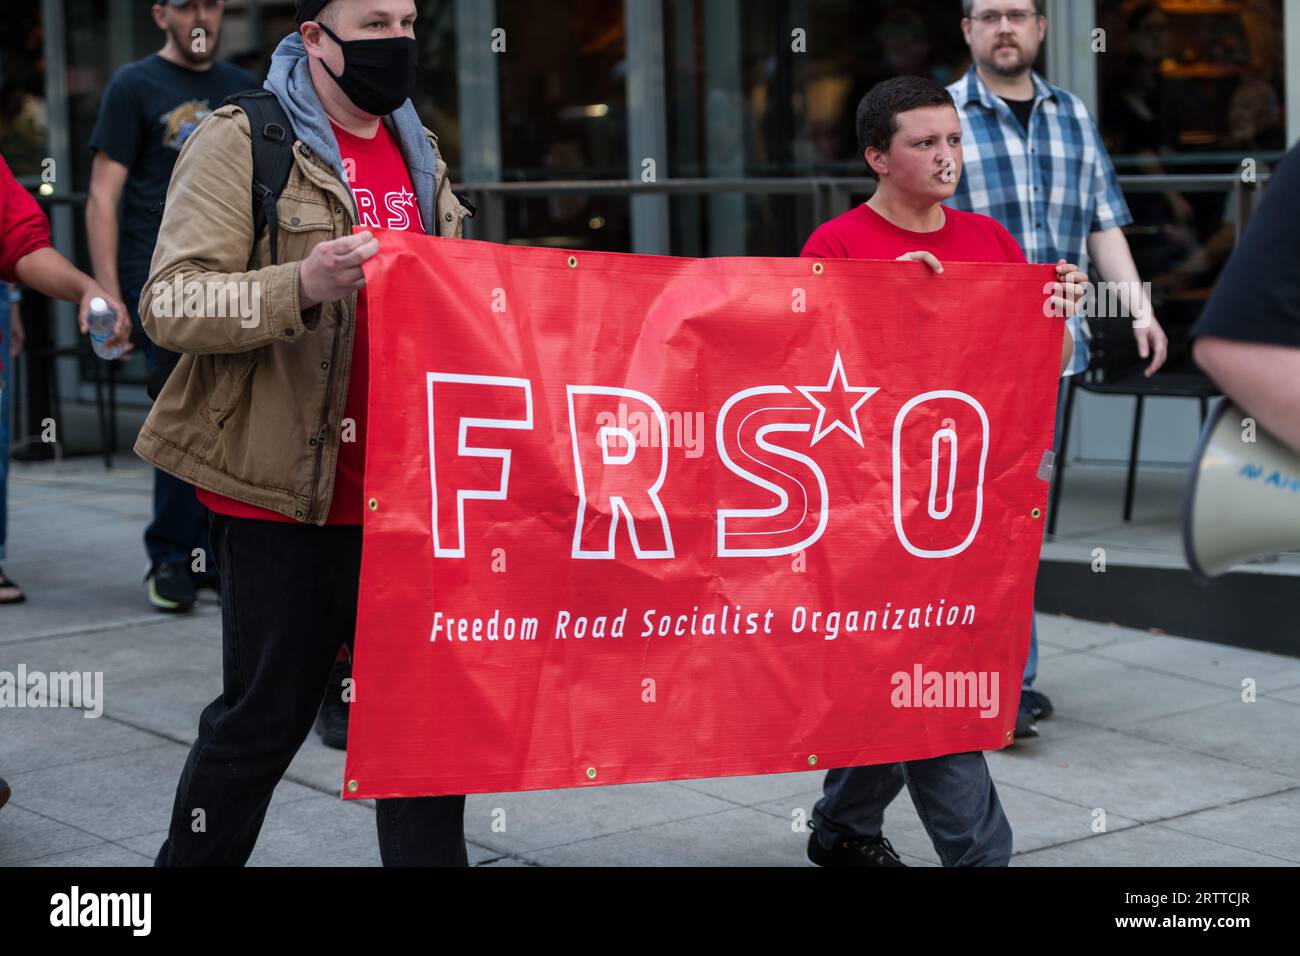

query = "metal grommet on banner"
568;255;579;270
368;498;379;512
1005;731;1013;742
1031;508;1043;520
807;754;818;767
346;780;359;794
585;767;597;780
812;262;825;275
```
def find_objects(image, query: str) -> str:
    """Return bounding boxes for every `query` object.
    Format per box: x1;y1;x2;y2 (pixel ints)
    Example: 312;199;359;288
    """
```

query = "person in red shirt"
0;152;127;814
802;85;1077;377
0;153;129;608
801;77;1082;868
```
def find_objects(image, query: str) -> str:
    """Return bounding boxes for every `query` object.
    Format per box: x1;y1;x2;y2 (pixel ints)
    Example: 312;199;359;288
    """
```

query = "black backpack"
223;89;299;265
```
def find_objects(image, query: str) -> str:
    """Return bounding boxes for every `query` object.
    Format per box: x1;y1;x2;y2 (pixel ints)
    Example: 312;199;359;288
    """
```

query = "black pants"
155;514;467;866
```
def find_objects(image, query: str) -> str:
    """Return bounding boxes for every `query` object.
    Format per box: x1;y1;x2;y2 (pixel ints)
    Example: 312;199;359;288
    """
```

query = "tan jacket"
135;105;469;523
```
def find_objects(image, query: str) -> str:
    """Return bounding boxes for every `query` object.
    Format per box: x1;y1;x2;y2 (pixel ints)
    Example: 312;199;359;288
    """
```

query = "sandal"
0;567;26;605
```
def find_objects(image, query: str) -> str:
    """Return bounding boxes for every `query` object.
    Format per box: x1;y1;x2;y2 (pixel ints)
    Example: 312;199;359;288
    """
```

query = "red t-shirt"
801;202;1027;265
199;119;423;524
0;154;52;285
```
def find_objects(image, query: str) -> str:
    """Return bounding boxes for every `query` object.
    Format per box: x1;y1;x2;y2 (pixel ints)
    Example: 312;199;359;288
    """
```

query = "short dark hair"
855;76;955;175
962;0;1046;17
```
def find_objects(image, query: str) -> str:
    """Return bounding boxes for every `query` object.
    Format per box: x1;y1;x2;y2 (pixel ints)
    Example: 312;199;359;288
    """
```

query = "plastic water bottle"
87;297;125;361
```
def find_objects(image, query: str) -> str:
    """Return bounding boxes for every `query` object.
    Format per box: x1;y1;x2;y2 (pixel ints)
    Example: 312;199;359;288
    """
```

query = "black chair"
1047;297;1220;535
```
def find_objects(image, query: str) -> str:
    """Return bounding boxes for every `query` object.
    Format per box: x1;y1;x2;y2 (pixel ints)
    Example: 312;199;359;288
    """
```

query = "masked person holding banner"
800;77;1082;867
137;0;474;866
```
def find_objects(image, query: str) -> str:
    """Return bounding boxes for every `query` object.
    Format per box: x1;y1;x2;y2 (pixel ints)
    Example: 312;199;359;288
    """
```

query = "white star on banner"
794;352;879;448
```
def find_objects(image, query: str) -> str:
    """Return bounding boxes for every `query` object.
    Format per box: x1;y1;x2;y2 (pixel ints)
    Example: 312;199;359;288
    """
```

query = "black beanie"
295;0;330;25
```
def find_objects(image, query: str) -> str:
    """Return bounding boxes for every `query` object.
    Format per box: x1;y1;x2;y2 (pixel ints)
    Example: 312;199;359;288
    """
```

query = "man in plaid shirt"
949;0;1168;738
947;0;1167;381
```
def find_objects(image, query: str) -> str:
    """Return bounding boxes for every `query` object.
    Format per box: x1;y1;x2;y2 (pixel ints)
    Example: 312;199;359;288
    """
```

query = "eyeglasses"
967;9;1040;27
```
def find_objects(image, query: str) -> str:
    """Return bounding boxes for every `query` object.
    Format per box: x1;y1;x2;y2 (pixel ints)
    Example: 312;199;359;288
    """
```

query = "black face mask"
319;23;418;117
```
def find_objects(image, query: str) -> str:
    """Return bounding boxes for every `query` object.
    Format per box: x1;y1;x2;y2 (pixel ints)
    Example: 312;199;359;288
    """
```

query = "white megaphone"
1184;399;1300;580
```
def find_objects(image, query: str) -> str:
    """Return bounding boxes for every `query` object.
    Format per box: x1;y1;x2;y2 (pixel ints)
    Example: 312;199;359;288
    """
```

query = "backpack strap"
453;192;477;218
223;90;296;265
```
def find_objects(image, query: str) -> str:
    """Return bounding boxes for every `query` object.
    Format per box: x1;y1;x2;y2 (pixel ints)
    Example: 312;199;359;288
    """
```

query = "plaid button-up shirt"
946;67;1132;375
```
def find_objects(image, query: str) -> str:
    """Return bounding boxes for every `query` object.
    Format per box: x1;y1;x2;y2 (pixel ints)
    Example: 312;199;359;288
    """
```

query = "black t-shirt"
999;95;1035;134
88;54;258;293
1191;146;1300;348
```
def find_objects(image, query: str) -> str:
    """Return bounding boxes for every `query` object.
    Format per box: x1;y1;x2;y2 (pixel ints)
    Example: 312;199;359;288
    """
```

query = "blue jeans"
146;469;211;570
1022;377;1072;691
812;753;1012;866
0;303;10;562
127;287;211;571
1023;618;1039;689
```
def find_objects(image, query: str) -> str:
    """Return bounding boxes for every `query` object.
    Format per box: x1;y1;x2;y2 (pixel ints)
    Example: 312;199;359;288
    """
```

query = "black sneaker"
806;830;906;867
0;777;11;810
1013;695;1040;741
146;562;195;613
315;661;351;750
1021;688;1054;721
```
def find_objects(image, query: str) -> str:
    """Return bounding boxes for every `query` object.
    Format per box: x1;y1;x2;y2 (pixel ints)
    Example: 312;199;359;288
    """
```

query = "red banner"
343;231;1061;799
